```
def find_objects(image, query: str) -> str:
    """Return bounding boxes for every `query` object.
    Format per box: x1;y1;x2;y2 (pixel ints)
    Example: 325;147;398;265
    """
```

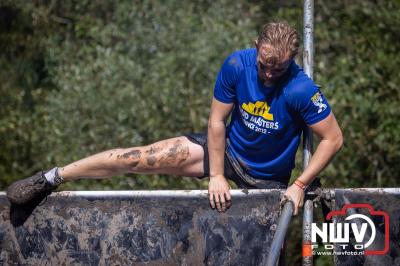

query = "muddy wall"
0;190;282;265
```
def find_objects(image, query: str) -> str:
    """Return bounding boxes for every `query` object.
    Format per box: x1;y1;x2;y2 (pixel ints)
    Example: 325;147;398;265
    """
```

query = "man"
7;22;343;215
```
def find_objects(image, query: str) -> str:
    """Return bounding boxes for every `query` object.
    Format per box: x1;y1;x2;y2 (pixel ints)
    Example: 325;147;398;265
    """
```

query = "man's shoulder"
226;48;256;68
283;64;317;99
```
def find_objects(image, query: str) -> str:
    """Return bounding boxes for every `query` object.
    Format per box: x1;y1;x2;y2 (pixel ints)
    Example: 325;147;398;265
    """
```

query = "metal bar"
302;0;314;169
266;201;294;266
302;127;313;169
303;0;314;80
2;188;398;199
330;188;400;193
303;200;313;265
303;0;314;265
0;189;285;199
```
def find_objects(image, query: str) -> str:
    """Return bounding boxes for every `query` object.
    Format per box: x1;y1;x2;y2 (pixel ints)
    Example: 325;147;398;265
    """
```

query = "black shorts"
184;133;288;189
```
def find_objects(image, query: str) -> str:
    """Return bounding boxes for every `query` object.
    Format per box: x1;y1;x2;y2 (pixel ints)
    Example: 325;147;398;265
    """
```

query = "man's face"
256;42;291;85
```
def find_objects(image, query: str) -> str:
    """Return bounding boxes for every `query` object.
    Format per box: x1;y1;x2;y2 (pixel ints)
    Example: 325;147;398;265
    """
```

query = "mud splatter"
108;153;113;158
158;141;189;167
145;146;161;155
117;150;141;159
145;146;161;167
147;156;157;166
116;150;141;169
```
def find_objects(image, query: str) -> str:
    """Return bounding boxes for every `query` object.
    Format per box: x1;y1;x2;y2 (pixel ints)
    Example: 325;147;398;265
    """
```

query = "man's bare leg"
60;136;204;180
6;136;205;204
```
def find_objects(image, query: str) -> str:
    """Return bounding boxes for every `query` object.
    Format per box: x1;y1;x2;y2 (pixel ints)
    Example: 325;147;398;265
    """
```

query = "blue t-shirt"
213;48;331;180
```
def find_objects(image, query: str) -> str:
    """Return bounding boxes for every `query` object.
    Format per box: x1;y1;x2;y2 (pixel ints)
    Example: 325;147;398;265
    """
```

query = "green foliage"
314;0;400;187
0;0;261;189
0;1;55;187
1;0;399;190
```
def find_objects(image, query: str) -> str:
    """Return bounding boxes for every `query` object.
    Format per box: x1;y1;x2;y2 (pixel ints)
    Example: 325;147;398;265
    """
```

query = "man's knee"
141;139;191;170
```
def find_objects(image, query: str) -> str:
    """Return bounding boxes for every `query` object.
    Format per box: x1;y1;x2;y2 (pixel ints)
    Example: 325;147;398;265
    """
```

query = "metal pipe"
302;127;313;170
303;1;314;265
328;188;400;193
303;200;314;265
302;0;314;169
267;201;294;266
2;188;399;198
0;189;285;199
303;0;314;80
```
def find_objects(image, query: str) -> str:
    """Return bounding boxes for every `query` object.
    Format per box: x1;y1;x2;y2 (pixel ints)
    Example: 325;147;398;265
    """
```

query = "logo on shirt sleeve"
240;101;279;134
311;92;327;113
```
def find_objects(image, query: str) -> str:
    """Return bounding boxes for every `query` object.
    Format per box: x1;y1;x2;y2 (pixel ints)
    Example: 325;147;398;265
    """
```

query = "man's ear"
254;39;258;49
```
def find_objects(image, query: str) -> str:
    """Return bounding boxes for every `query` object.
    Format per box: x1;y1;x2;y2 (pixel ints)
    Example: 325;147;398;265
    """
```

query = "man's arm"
208;97;234;212
283;112;343;215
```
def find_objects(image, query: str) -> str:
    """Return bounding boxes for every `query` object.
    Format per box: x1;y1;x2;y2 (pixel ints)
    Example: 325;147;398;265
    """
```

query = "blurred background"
0;0;399;265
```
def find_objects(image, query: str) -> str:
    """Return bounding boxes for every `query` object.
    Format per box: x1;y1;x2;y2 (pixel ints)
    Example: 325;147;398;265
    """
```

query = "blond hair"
257;22;299;61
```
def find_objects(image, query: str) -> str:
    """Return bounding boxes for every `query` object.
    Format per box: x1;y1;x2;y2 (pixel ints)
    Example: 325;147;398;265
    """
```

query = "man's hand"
282;183;305;216
208;175;231;212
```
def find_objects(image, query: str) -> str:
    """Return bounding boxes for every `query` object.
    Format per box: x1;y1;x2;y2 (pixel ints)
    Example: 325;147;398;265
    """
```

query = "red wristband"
294;179;307;190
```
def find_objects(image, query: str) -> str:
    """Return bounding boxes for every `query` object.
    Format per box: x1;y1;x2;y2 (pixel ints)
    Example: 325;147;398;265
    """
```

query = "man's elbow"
208;118;226;131
333;130;344;152
208;119;216;131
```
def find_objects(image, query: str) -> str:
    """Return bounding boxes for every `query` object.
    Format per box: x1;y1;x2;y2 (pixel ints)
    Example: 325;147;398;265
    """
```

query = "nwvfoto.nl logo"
310;203;390;256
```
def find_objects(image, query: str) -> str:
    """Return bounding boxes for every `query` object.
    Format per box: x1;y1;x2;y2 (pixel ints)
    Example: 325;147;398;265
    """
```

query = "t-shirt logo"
311;92;327;114
241;101;274;121
239;101;279;134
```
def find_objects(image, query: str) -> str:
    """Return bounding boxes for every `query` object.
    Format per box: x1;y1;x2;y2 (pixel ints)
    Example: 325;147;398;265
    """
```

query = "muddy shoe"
6;171;57;205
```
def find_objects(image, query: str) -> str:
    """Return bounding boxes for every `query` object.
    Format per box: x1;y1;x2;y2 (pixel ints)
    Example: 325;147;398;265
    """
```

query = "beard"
258;72;280;86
